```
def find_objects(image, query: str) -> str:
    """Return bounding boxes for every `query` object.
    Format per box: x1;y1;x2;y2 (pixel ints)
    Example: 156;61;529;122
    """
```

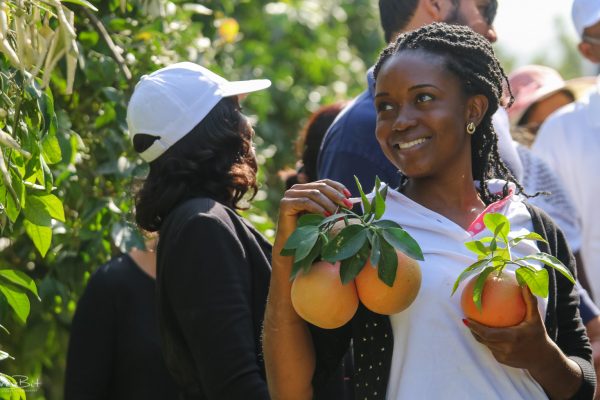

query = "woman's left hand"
465;286;556;371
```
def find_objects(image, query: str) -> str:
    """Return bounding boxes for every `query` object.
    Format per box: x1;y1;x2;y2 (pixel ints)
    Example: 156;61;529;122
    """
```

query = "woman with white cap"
127;62;276;400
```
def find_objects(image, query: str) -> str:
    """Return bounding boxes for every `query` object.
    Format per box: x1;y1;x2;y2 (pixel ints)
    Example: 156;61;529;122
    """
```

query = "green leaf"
0;284;30;324
61;0;99;11
318;212;348;227
280;248;295;256
41;130;62;164
0;270;39;299
372;220;402;229
518;253;575;284
451;257;490;295
294;228;320;262
34;193;65;222
381;227;424;261
23;220;52;257
510;232;548;246
297;213;324;227
373;177;386;220
473;267;496;311
0;351;13;361
377;238;398;287
282;225;320;251
322;225;367;262
354;175;371;215
369;232;381;267
23;195;52;227
340;242;370;284
464;240;490;257
489;237;497;252
0;372;25;399
516;267;549;298
290;238;323;280
483;213;510;241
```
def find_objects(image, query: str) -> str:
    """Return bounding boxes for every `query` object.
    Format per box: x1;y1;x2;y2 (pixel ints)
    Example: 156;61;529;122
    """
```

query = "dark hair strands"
373;22;530;205
134;97;258;232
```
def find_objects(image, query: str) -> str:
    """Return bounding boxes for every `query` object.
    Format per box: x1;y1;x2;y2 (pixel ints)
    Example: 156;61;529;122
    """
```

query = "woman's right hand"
265;179;351;400
274;179;352;257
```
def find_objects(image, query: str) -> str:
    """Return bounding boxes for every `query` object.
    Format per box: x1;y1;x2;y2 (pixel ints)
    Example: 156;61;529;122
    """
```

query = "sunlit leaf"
381;227;424;261
516;267;549;298
0;284;30;324
0;270;39;299
518;253;575;284
322;225;367;262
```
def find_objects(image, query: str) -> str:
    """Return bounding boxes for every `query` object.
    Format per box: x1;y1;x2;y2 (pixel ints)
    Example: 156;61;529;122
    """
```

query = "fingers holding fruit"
280;180;350;219
464;286;551;370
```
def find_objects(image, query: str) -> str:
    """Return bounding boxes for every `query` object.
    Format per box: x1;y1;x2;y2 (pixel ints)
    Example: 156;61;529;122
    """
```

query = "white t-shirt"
377;182;548;399
532;78;600;304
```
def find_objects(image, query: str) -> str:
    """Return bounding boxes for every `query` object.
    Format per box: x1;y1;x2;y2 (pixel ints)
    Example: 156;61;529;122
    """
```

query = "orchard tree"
0;0;380;398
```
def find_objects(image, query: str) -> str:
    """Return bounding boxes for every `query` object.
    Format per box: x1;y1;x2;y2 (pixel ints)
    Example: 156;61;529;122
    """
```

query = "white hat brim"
220;79;271;97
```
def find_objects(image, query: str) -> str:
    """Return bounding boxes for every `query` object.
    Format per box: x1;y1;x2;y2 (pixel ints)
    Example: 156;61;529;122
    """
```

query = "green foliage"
282;177;423;287
452;213;575;311
0;0;382;398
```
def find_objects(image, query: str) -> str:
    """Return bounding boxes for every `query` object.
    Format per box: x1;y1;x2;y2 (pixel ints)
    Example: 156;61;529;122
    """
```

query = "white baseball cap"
572;0;600;38
127;62;271;162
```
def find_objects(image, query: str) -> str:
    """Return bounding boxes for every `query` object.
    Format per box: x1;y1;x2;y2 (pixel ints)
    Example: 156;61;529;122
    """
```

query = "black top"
156;197;272;400
65;254;178;400
311;204;596;400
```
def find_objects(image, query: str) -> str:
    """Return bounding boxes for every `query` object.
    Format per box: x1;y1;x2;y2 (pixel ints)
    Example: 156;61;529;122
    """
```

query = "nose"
392;111;417;132
485;25;497;43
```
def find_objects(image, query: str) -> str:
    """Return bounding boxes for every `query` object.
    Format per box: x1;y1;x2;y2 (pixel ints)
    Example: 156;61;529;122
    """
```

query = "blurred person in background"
281;102;348;189
508;64;595;143
532;0;600;307
65;236;180;400
531;1;600;390
509;65;600;397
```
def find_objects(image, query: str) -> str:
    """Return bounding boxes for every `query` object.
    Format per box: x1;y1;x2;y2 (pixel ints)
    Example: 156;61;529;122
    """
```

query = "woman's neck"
128;238;158;279
402;174;486;230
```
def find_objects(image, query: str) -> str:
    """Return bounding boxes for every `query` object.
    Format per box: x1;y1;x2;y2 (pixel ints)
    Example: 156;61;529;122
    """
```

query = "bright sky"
494;0;581;68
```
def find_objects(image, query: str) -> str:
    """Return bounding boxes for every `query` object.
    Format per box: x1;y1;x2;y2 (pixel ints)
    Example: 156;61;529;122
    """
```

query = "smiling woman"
263;23;596;400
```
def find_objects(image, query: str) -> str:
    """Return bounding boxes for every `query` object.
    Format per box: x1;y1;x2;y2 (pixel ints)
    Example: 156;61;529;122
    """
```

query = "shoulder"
324;90;375;141
160;197;237;237
86;254;137;291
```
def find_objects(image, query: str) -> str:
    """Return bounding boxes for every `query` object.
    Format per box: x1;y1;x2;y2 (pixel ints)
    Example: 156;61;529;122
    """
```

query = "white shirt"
532;76;600;303
378;182;548;400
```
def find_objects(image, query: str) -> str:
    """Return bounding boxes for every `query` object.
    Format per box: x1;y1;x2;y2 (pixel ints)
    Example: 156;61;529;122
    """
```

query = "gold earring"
466;122;476;135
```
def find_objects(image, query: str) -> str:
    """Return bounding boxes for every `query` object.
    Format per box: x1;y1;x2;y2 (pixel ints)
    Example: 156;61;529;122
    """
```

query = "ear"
465;94;489;127
578;42;600;63
422;0;453;21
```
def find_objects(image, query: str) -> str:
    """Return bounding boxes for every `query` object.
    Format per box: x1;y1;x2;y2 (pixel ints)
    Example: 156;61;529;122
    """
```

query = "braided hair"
373;22;525;205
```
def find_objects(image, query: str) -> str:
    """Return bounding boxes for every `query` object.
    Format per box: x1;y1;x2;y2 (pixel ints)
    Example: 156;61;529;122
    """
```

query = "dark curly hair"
373;22;525;205
134;96;258;231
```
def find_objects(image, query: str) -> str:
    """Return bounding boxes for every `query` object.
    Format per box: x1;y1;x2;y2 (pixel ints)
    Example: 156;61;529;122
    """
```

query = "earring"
466;122;476;135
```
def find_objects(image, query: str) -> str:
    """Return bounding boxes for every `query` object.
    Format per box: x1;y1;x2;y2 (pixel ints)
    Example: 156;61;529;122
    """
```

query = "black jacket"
311;203;596;400
157;198;272;400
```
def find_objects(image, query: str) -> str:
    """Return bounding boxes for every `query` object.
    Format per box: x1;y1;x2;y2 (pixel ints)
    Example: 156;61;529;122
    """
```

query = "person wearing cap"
127;62;273;400
509;65;595;138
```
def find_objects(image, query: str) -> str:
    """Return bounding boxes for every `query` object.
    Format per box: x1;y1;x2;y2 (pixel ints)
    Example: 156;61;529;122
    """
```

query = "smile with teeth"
396;137;430;150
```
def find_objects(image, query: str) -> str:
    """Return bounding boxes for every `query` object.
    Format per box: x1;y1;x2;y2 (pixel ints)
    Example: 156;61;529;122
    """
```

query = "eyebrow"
375;84;439;97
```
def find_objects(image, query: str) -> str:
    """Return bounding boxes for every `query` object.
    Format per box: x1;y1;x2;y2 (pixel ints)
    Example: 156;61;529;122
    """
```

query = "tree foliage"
0;0;381;398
